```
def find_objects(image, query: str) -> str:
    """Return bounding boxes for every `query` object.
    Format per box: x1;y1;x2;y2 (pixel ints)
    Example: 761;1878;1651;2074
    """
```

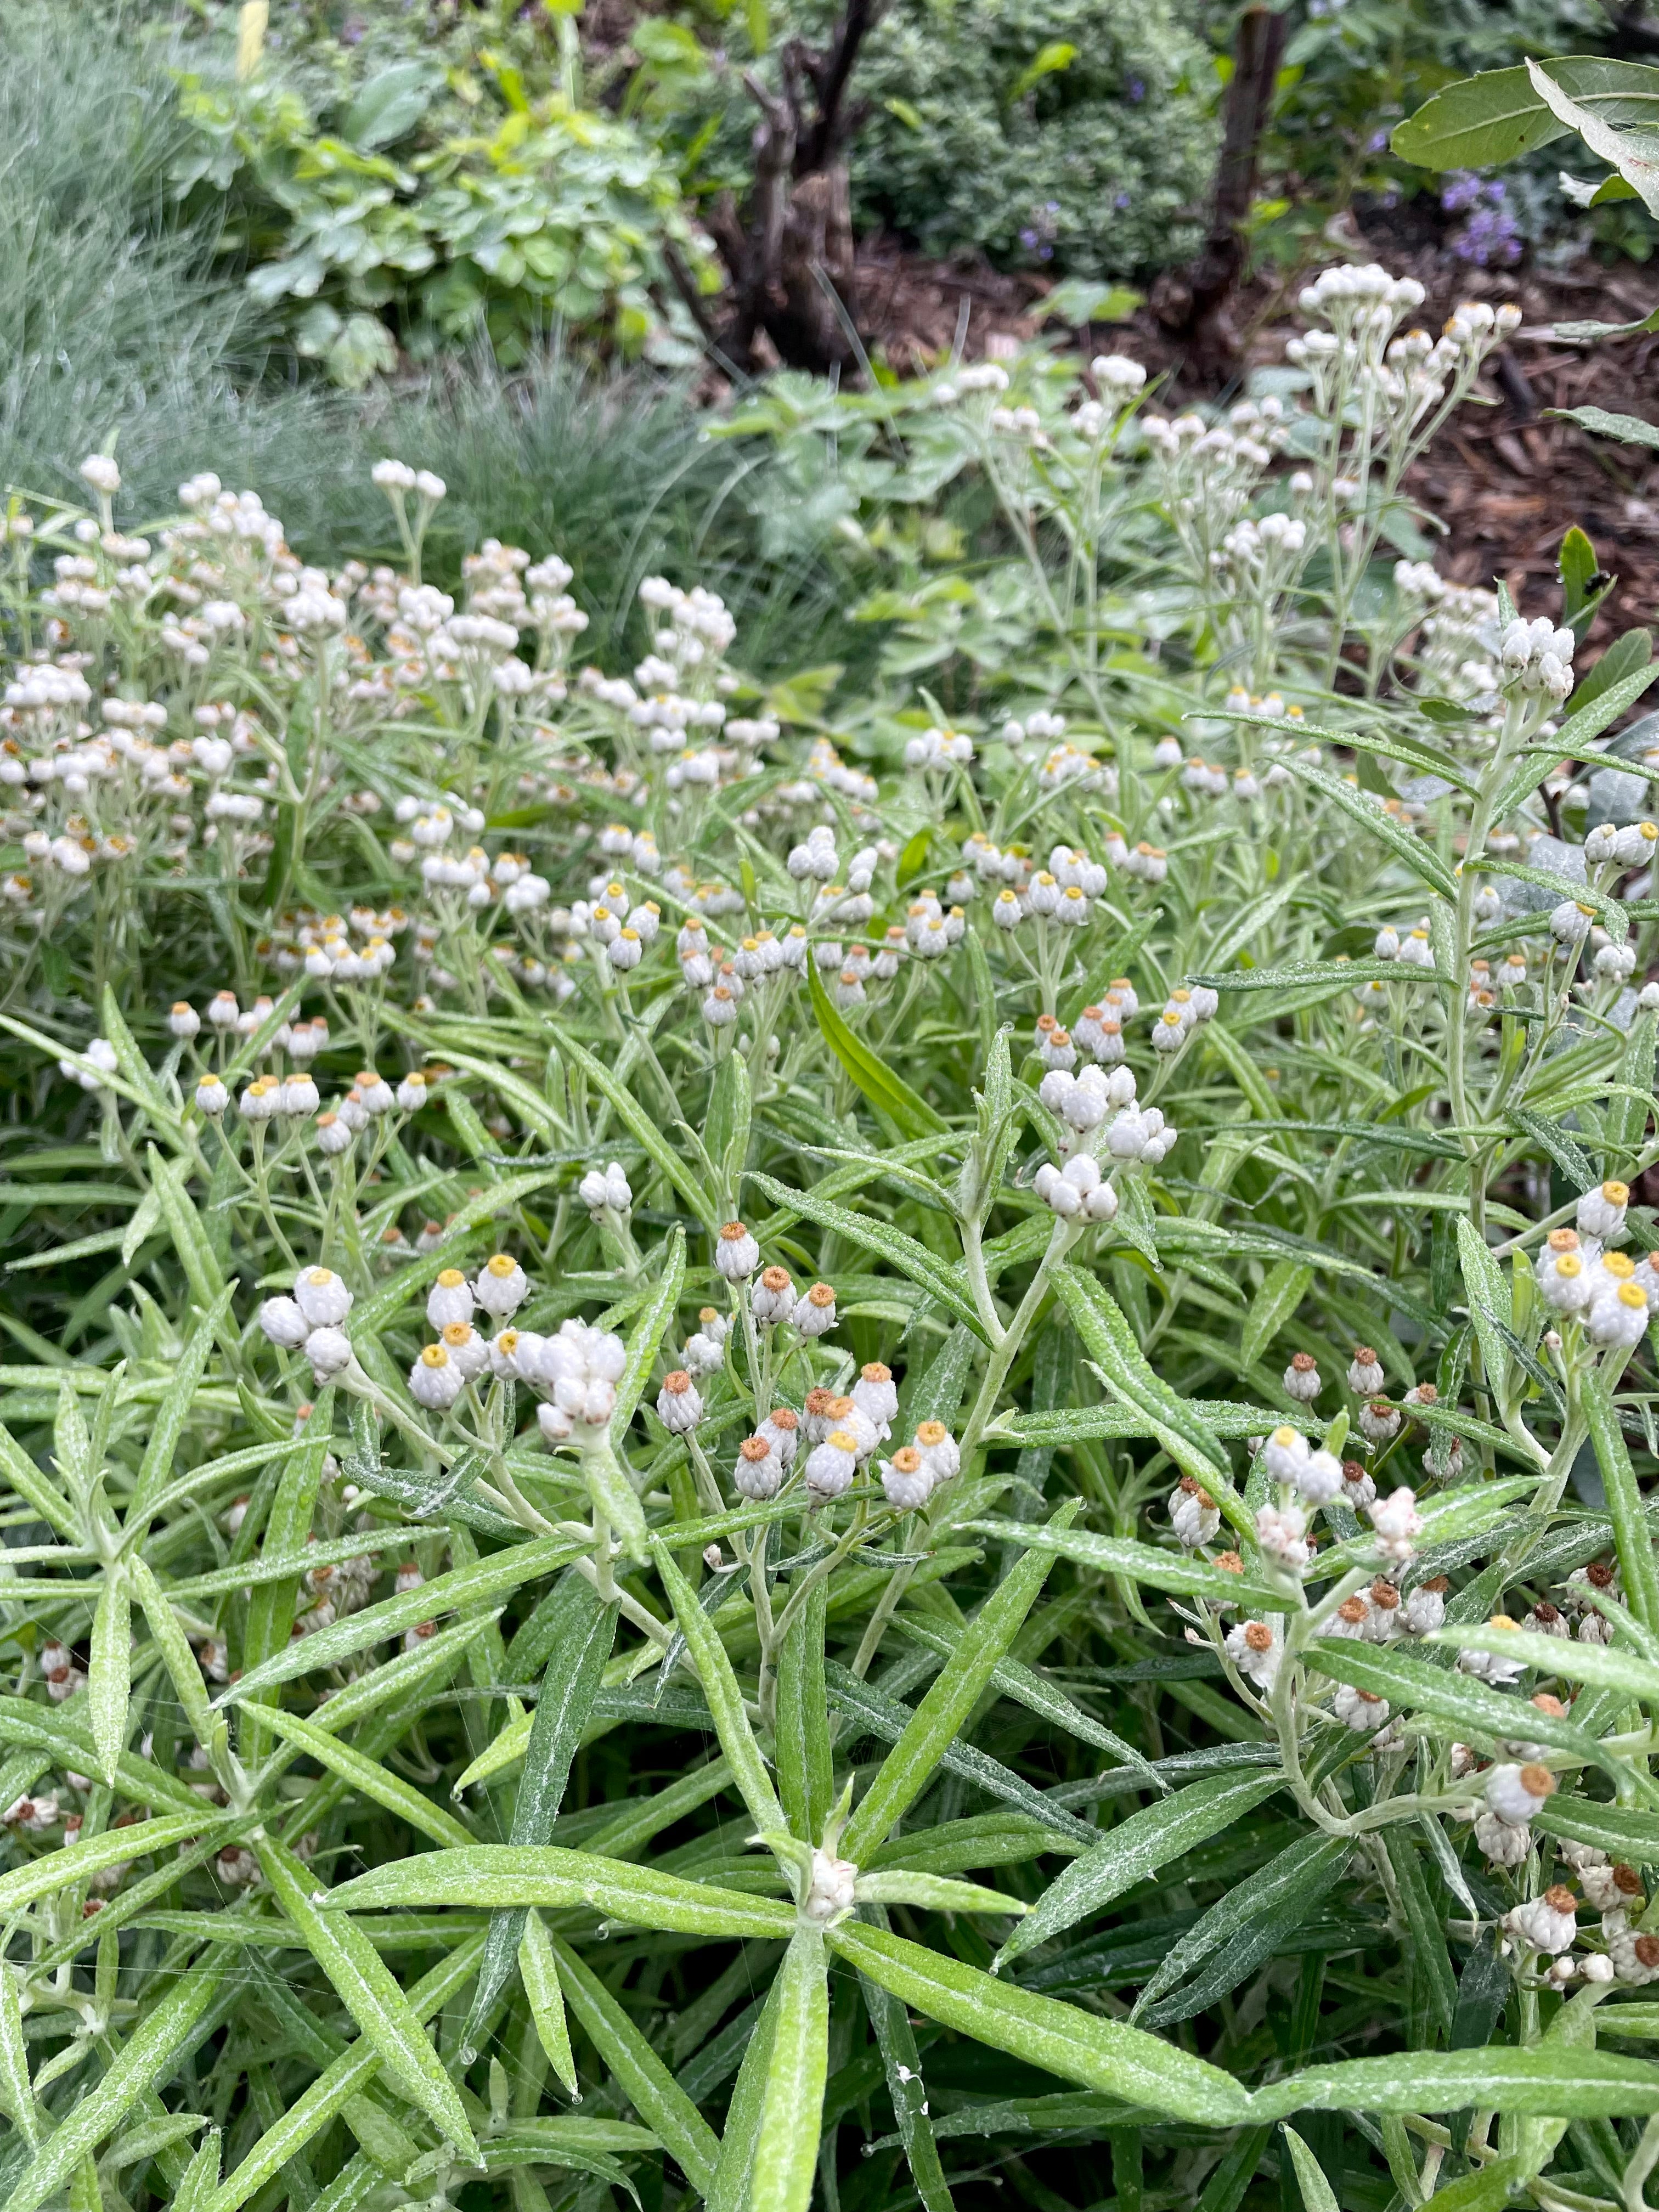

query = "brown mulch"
848;231;1659;646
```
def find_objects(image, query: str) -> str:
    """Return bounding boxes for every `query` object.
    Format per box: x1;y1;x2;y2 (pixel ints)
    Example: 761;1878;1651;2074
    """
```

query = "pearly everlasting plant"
3;270;1659;2209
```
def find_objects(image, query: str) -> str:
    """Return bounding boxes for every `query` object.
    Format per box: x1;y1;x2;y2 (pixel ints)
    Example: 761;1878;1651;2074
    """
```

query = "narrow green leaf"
828;1921;1254;2124
560;1034;719;1228
518;1910;578;2098
0;1811;222;1918
613;1227;685;1438
653;1538;787;1838
462;1568;617;2060
253;1835;480;2162
217;1534;580;1706
1257;2043;1659;2119
776;1573;833;1845
1132;1833;1349;2023
856;1872;1024;1914
550;1934;721;2197
259;1708;473;1847
1427;1622;1659;1704
1454;1217;1511;1410
862;1950;956;2211
88;1567;131;1786
1536;1794;1659;1861
993;1768;1283;1970
808;958;946;1139
751;1928;828;2212
327;1843;795;1936
961;1520;1285;1612
1240;1260;1312;1371
749;1172;988;1342
0;1959;36;2148
1314;1639;1620;1771
1274;752;1460;900
238;1386;335;1764
173;2132;221;2212
1280;2125;1338;2212
1585;1373;1659;1633
707;1957;781;2212
842;1505;1076;1861
3;1963;225;2212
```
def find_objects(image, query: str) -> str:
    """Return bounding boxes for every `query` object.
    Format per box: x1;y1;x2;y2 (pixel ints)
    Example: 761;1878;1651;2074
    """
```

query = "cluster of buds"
258;1266;357;1385
1150;983;1218;1056
1474;1760;1555;1868
1498;614;1576;704
1537;1184;1657;1349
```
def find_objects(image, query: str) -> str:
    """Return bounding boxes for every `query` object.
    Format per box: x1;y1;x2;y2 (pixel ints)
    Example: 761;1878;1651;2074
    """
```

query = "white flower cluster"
257;1266;358;1386
1536;1188;1657;1348
1498;614;1577;704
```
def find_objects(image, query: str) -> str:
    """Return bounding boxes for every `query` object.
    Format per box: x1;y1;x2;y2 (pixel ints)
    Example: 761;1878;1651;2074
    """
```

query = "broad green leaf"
217;1534;581;1706
253;1835;479;2162
462;1568;617;2060
4;1963;225;2212
1280;2125;1338;2212
550;1934;720;2197
751;1928;828;2212
518;1910;578;2098
828;1920;1254;2124
1240;1260;1312;1370
808;957;946;1139
327;1843;795;1936
962;1520;1285;1612
259;1708;473;1847
1527;55;1659;215
1391;56;1659;170
993;1768;1283;1970
1552;405;1659;452
776;1573;833;1845
841;1504;1075;1861
1585;1372;1659;1632
88;1566;131;1786
653;1539;787;1839
1257;2043;1659;2119
749;1173;988;1342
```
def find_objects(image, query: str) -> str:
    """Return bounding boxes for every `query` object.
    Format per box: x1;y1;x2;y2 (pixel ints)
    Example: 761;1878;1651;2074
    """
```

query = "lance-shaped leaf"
993;1767;1284;1971
4;1962;225;2212
613;1227;685;1437
0;1957;36;2149
749;1172;988;1342
861;1949;956;2212
559;1034;720;1228
238;1386;335;1763
128;1287;236;1524
1426;1622;1659;1706
776;1574;834;1845
259;1708;473;1848
807;958;947;1140
653;1537;787;1839
1255;2044;1659;2120
751;1927;829;2212
326;1843;796;1937
518;1910;578;2097
461;1568;617;2061
1280;2126;1339;2212
855;1872;1026;1915
550;1934;721;2197
1313;1638;1622;1774
253;1834;479;2162
1584;1372;1659;1633
707;1954;782;2212
127;1555;222;1762
204;1937;484;2212
1135;1838;1352;2029
841;1505;1075;1862
88;1565;131;1786
216;1534;580;1706
962;1520;1283;1611
1536;1795;1659;1862
1132;1833;1350;2023
1052;1269;1246;1532
0;1812;228;1918
828;1920;1253;2124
